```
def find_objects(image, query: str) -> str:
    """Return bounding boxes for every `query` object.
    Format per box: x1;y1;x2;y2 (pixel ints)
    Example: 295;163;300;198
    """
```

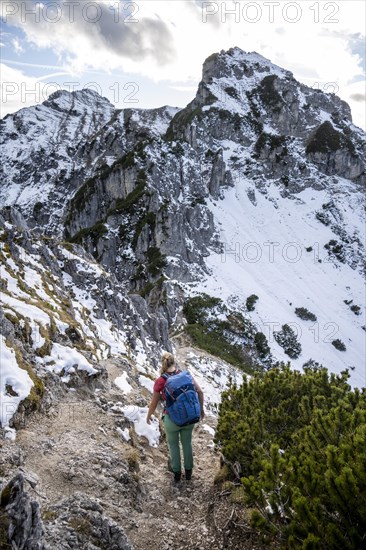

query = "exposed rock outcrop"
0;473;46;549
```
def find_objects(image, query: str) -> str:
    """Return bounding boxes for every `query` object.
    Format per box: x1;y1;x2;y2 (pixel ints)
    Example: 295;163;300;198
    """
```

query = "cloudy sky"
1;0;365;129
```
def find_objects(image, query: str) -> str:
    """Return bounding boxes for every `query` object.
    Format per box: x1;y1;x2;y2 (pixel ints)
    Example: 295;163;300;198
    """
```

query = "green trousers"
163;414;195;473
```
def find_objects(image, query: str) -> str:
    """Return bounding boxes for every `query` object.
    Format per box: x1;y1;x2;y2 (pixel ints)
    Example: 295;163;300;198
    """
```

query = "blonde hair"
160;351;175;374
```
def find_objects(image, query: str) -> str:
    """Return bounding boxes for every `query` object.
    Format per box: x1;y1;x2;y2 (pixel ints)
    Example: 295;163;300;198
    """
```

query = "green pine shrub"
344;300;361;316
257;75;284;110
274;324;302;358
295;307;317;321
254;332;270;359
324;239;346;263
246;294;259;312
146;246;167;276
332;339;347;351
215;365;366;549
183;293;223;324
224;86;239;100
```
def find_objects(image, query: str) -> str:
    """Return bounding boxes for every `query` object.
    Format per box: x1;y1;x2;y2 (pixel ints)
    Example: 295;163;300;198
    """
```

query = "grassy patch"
42;509;58;522
183;294;254;370
69;222;108;246
126;449;140;471
13;345;45;412
185;322;247;369
214;463;231;485
4;312;19;326
68;516;94;537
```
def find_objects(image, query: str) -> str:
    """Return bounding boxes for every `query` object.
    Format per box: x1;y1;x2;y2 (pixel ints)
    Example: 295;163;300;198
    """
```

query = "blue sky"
1;0;365;129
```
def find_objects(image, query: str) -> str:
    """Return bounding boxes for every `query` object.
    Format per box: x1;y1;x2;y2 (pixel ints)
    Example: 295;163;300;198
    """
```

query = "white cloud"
0;63;64;116
1;1;365;128
11;36;24;53
4;1;176;74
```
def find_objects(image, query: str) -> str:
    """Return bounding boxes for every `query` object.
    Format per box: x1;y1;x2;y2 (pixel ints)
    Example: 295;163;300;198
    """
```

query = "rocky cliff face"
1;46;365;384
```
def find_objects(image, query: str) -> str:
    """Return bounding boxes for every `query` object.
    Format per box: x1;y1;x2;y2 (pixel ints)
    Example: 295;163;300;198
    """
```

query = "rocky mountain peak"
202;47;292;84
44;87;114;112
0;47;365;387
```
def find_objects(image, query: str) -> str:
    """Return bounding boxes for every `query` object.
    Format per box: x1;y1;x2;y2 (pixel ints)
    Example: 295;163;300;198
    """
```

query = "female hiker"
146;351;205;483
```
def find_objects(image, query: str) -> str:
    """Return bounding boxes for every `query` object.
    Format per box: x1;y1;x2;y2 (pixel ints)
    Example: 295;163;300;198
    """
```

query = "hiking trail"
2;344;263;549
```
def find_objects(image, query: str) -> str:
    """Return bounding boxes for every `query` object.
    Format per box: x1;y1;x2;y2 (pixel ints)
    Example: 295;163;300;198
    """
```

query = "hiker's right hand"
146;415;151;424
200;410;205;421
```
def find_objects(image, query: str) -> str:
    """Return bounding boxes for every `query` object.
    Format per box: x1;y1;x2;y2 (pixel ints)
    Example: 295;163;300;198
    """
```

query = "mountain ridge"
1;46;365;389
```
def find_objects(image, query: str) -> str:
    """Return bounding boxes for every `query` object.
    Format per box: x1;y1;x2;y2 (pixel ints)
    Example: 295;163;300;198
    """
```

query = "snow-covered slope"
193;179;365;387
1;46;365;392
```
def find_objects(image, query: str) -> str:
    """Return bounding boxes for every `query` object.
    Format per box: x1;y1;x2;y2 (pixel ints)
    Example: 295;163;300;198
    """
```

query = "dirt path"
8;353;233;550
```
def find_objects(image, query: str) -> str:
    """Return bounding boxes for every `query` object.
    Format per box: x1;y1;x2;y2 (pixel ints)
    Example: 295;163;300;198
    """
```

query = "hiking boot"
185;469;192;481
174;472;181;483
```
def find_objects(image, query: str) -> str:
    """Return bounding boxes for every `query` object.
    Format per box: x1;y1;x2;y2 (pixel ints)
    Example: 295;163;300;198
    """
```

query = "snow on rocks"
41;343;98;381
114;372;133;394
122;405;160;447
138;375;155;393
116;427;131;442
0;335;34;432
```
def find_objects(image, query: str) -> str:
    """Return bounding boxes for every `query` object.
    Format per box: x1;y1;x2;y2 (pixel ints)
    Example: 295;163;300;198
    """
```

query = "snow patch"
122;405;160;447
42;343;98;378
116;427;131;442
114;372;133;394
0;335;34;431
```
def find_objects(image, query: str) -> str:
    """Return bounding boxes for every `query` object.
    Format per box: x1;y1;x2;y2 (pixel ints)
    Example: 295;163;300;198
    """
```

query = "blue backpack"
162;371;201;427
